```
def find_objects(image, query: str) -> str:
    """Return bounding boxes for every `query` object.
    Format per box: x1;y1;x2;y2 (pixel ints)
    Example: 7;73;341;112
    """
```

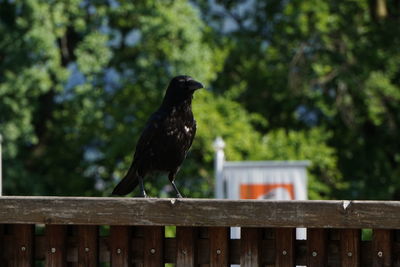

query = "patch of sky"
108;29;122;48
84;146;103;162
296;105;319;126
204;0;256;33
103;67;121;94
125;29;141;47
108;0;120;9
261;40;270;50
55;63;85;103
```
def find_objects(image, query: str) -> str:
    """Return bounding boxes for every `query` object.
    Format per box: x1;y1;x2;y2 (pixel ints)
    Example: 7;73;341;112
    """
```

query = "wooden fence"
0;196;400;266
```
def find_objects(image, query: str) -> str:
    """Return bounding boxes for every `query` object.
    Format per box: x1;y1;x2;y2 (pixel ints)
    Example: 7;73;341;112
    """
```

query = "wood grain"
45;225;67;267
77;225;98;267
372;229;392;267
11;224;34;267
307;228;327;267
110;226;131;267
275;228;295;267
176;227;197;266
340;229;360;267
209;227;229;267
240;228;261;266
393;230;400;267
0;225;3;267
143;226;163;267
1;197;400;228
2;227;400;265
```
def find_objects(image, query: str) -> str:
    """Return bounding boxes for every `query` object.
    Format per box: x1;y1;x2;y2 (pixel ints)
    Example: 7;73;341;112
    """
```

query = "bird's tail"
112;165;139;196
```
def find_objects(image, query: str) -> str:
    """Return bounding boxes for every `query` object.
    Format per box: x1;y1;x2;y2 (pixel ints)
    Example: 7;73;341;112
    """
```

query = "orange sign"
240;183;295;200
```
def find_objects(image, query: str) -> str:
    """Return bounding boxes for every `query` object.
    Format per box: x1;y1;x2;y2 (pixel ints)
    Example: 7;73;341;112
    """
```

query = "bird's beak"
188;80;204;91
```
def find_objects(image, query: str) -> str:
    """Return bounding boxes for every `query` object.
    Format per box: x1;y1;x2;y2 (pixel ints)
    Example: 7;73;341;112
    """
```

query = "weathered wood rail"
0;197;400;266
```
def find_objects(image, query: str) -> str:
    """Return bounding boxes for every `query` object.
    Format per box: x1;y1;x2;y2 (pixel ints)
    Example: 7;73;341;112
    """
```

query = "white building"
213;137;309;239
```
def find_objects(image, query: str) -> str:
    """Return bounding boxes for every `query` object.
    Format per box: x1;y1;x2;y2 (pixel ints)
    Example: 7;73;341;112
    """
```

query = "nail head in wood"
21;246;26;251
377;251;383;258
117;248;121;254
347;252;353;257
51;248;56;253
85;247;89;252
282;250;287;256
150;248;156;254
312;251;317;257
216;249;221;255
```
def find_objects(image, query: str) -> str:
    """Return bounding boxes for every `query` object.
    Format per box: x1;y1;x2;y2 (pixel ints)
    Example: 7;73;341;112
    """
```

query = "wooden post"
240;228;262;266
11;224;34;267
275;228;295;267
143;226;164;267
176;227;197;267
45;225;67;267
372;229;392;267
110;226;132;267
209;227;229;267
307;228;327;266
393;230;400;267
77;225;98;267
340;229;360;267
0;225;3;266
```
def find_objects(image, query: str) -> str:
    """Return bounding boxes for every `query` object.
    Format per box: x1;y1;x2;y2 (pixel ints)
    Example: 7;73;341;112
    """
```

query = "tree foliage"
1;0;399;199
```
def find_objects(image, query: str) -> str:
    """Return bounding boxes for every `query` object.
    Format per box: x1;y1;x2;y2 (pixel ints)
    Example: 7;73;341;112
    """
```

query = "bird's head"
162;75;203;106
169;75;203;93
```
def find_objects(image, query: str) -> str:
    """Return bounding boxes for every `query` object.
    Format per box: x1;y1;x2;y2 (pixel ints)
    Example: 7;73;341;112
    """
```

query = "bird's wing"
188;120;197;148
132;110;166;163
112;111;165;195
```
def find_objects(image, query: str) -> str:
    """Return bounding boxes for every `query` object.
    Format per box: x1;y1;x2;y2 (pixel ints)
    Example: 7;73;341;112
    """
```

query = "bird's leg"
138;176;147;198
171;181;183;198
168;172;183;198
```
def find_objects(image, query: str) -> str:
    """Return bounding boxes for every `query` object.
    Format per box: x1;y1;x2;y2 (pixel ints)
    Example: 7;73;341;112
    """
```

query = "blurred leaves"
1;0;400;199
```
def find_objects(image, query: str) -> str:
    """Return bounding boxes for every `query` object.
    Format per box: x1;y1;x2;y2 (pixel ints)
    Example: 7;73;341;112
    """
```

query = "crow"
112;75;203;197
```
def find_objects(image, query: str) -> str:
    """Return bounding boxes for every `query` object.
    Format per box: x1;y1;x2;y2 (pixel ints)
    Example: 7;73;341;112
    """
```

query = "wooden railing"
0;197;400;266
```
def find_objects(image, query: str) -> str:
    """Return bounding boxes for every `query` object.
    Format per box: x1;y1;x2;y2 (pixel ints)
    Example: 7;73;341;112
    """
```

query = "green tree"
4;0;399;200
195;0;400;199
0;0;112;194
0;0;265;198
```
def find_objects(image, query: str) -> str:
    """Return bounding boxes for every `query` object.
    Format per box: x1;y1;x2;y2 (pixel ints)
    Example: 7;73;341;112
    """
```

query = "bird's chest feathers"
165;106;195;139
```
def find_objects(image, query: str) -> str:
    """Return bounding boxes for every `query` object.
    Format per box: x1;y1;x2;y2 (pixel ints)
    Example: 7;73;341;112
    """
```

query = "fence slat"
0;225;4;266
340;229;360;267
143;226;163;267
45;225;67;267
307;228;327;266
372;229;392;267
110;226;132;267
77;225;98;267
176;227;197;267
275;228;295;267
209;227;229;267
240;228;262;266
11;224;34;267
393;230;400;267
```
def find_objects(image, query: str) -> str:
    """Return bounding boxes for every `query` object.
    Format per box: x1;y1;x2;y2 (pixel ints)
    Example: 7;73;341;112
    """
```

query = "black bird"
112;75;203;197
